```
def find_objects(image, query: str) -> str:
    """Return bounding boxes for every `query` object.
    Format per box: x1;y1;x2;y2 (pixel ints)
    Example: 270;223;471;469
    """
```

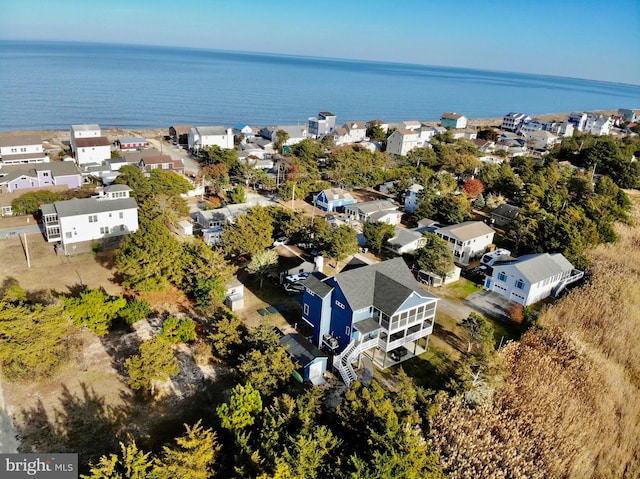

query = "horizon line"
2;37;639;89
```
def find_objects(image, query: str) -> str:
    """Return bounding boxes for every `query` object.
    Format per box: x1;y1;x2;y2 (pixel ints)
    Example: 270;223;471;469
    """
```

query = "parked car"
283;283;305;295
284;272;310;283
390;347;408;361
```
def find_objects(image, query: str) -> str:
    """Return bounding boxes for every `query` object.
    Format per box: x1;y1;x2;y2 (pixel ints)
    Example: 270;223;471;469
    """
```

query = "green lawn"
438;278;481;301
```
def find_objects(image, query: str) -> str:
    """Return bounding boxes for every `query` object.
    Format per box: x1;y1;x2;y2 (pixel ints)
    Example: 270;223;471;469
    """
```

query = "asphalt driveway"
464;290;516;321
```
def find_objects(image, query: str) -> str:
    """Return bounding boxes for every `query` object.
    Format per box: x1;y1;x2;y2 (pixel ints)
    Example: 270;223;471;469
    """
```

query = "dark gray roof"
303;274;334;297
334;257;436;316
280;333;327;367
492;204;520;218
53;197;138;217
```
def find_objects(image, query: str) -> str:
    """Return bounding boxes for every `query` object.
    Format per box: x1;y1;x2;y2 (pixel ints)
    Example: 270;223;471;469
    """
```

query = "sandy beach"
0;110;619;150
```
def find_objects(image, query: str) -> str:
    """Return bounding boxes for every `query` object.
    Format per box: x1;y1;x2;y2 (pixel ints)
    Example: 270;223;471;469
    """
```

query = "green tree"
63;288;126;336
82;442;153;479
362;221;395;254
0;299;72;382
160;316;196;343
209;310;246;360
116;298;152;326
125;337;179;394
325;224;358;265
217;383;263;433
414;232;455;281
366;123;386;142
181;241;235;311
274;130;290;153
239;344;297;397
228;184;247;204
153;421;220;479
222;206;274;257
116;219;185;291
460;312;494;355
11;190;65;215
246;249;279;289
201;145;238;168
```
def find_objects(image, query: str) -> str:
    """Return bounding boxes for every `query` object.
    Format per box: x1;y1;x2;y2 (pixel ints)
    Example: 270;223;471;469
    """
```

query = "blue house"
315;188;357;212
301;258;439;385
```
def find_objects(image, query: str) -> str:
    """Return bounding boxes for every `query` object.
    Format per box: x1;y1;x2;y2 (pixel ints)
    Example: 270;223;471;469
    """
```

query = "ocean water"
0;40;638;132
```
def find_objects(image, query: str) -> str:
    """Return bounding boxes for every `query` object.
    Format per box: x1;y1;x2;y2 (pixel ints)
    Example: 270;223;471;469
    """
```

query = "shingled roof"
333;257;436;316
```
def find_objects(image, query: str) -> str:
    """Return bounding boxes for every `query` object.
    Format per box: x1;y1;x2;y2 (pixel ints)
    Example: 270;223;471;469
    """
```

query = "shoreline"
0;110;620;143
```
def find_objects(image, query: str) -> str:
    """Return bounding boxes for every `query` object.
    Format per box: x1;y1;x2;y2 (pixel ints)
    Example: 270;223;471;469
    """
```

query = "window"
88;215;97;223
100;227;109;234
120;225;125;231
335;300;345;309
515;279;525;290
65;232;72;239
303;304;309;315
119;212;124;219
345;326;351;336
497;271;508;282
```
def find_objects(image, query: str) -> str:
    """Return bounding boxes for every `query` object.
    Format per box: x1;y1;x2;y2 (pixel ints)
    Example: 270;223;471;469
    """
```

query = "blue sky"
1;0;638;84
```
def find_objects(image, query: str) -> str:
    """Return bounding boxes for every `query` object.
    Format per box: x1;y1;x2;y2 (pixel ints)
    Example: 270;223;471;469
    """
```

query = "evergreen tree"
125;337;179;394
82;442;153;479
63;288;126;336
153;421;220;479
217;383;263;433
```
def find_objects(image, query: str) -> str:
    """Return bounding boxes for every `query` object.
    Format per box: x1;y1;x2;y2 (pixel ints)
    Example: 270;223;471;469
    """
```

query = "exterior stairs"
333;336;379;387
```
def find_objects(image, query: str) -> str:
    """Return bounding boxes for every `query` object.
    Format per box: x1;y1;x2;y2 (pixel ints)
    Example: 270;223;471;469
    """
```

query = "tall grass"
428;191;640;478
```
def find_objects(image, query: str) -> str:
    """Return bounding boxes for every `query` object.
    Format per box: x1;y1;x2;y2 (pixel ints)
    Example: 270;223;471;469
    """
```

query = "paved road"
0;224;42;238
146;138;200;175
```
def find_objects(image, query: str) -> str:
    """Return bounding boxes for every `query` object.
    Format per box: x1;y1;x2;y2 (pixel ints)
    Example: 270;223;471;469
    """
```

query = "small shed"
280;333;328;385
225;281;245;311
176;220;193;236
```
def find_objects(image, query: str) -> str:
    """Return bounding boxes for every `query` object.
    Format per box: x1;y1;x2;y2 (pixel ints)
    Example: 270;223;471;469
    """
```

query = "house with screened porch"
301;257;438;386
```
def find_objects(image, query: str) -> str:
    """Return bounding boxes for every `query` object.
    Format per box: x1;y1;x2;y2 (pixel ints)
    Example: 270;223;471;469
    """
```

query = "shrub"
161;316;196;343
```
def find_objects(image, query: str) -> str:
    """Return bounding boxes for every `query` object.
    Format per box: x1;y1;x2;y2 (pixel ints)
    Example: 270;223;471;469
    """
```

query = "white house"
567;112;588;131
435;221;495;265
343;121;368;142
386;129;420;156
585;114;613;136
259;125;308;147
41;184;138;254
70;124;101;155
386;227;425;255
400;120;423;131
501;112;530;132
484;253;583;305
188;126;234;151
440;112;468;129
344;200;402;225
525;130;560;151
74;137;112;166
0;135;48;165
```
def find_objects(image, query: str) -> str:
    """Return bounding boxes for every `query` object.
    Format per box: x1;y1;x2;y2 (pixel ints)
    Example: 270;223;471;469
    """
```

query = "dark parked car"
390;347;408;361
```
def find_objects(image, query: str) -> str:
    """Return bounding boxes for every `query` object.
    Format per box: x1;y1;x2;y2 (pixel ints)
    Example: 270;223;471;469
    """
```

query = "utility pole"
23;233;31;268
